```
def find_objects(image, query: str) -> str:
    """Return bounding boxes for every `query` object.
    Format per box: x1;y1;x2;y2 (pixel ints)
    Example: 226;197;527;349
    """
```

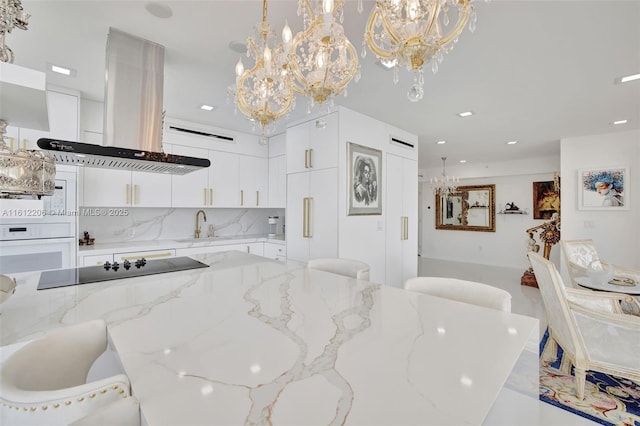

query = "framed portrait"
578;166;629;211
348;142;382;215
533;180;560;219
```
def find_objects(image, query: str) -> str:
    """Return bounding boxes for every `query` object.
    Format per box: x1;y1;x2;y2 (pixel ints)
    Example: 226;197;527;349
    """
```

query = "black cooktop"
37;256;209;290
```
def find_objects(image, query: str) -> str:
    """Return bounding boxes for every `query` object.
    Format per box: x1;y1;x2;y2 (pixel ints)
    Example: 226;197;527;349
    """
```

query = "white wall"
560;129;640;268
420;171;561;270
337;107;418;284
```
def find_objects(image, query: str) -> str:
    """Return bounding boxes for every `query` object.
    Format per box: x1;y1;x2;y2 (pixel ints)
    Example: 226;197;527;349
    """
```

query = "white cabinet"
6;89;79;150
209;150;239;207
286;168;338;263
286;112;338;174
170;145;269;208
268;155;286;208
385;153;418;287
239;155;268;207
81;253;113;267
82;168;171;207
264;243;286;262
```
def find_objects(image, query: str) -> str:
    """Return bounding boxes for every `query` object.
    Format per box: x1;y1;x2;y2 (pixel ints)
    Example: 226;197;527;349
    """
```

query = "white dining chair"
307;258;370;281
0;319;140;426
528;252;640;400
403;277;512;313
0;274;16;305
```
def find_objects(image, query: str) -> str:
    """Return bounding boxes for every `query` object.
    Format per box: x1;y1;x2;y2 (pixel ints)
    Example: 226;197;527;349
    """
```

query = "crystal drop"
340;10;344;24
355;68;361;82
432;60;438;74
438;51;444;63
443;12;449;26
469;13;477;32
419;70;424;85
343;88;347;98
297;3;302;16
307;103;311;114
407;84;424;102
357;0;363;14
393;67;399;84
454;36;459;44
361;48;367;59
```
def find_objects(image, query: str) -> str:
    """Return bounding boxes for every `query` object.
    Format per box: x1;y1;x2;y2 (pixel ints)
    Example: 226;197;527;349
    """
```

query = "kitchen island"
1;251;538;425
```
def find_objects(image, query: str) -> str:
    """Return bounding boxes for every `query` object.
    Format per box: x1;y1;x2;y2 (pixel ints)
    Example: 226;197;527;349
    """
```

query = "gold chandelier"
363;0;479;102
233;0;295;134
287;0;360;110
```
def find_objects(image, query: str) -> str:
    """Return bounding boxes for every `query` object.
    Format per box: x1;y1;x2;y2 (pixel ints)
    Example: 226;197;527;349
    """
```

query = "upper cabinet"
286;112;338;174
7;88;79;150
82;167;171;207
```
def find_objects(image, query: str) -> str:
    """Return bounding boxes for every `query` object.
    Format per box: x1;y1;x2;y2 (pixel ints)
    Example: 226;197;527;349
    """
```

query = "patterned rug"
539;329;640;425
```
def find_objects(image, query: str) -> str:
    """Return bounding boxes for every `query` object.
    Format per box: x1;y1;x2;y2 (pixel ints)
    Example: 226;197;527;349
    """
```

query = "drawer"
113;249;176;262
81;253;114;267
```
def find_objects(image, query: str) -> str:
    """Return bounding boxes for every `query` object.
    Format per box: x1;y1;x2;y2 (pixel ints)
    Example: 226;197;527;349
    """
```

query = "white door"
238;155;268;207
385;153;404;287
286;120;309;174
308;112;338;170
286;172;310;263
209;150;239;207
171;144;209;207
83;168;132;207
132;171;171;207
268;155;286;208
402;158;418;283
308;168;338;260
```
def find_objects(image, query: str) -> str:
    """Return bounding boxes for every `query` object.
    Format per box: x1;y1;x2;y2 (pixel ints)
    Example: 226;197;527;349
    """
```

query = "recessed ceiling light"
436;140;446;145
144;2;173;19
506;141;518;145
458;111;474;118
619;73;640;83
49;64;75;77
459;160;467;163
229;40;247;54
613;119;628;125
200;104;215;111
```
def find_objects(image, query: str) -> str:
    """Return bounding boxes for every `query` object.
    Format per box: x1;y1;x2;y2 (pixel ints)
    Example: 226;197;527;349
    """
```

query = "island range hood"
38;28;210;175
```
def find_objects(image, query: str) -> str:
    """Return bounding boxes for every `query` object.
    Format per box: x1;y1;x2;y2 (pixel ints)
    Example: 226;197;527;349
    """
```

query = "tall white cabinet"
385;153;418;286
286;112;339;263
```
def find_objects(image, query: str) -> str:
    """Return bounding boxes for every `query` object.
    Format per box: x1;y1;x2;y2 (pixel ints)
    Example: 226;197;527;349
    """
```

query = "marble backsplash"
80;208;285;244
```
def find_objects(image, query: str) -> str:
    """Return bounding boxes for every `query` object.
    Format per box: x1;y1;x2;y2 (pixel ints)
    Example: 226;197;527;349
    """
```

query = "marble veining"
1;252;538;425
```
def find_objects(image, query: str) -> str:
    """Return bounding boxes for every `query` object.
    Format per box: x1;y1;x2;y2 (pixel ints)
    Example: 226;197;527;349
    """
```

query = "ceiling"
8;1;640;169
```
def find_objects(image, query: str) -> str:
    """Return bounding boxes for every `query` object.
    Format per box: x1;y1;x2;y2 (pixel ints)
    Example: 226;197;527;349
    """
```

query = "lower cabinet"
113;249;176;263
263;243;286;262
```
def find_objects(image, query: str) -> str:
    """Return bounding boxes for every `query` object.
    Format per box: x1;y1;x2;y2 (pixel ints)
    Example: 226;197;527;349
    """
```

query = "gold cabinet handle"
209;188;213;206
22;138;28;150
8;137;15;151
240;190;244;206
126;184;131;205
304;149;309;168
134;184;139;204
203;188;207;205
303;197;313;238
308;148;313;168
256;191;260;206
401;217;409;240
121;252;173;261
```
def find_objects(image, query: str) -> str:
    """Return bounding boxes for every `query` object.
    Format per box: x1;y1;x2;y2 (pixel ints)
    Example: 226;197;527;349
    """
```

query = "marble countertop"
1;251;538;425
78;234;285;256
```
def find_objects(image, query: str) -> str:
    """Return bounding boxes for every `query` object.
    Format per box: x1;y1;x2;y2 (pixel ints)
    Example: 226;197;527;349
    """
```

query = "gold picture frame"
435;184;496;232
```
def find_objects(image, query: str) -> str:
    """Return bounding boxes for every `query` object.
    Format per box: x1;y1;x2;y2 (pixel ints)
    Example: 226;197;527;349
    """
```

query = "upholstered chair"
403;277;512;313
0;319;140;426
561;239;639;288
307;258;370;281
528;252;640;400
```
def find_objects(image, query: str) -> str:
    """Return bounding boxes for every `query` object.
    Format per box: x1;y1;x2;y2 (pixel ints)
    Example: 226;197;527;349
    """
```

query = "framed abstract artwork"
578;166;629;210
348;142;382;215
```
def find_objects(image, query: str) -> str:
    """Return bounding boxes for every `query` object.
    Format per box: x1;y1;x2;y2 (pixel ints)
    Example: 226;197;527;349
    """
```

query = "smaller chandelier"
288;0;360;111
431;156;458;195
232;0;295;134
0;0;30;63
363;0;480;102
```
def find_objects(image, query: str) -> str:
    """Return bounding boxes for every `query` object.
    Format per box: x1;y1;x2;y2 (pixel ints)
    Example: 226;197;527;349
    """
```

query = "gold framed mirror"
435;184;496;232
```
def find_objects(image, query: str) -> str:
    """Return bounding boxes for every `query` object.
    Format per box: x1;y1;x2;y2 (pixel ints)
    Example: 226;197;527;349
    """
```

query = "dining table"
0;251;539;425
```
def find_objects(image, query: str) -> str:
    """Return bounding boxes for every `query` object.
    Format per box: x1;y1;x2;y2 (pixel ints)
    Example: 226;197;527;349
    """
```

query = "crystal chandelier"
232;0;295;134
363;0;479;102
0;0;30;63
431;156;458;195
287;0;360;111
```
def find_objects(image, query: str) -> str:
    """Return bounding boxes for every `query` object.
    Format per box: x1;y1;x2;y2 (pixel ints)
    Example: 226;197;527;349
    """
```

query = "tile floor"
419;257;597;426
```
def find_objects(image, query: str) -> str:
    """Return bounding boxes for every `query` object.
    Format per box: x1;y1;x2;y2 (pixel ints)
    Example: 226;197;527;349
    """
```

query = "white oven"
0;166;77;274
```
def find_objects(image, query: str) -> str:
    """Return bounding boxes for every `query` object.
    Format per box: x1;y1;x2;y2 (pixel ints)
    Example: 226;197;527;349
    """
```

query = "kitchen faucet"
195;210;207;239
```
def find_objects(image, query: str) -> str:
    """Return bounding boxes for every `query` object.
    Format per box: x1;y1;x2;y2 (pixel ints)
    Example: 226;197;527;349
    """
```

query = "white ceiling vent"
167;125;235;143
389;136;415;150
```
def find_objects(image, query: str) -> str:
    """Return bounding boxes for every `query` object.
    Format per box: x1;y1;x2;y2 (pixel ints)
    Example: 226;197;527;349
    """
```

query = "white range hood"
0;61;49;131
